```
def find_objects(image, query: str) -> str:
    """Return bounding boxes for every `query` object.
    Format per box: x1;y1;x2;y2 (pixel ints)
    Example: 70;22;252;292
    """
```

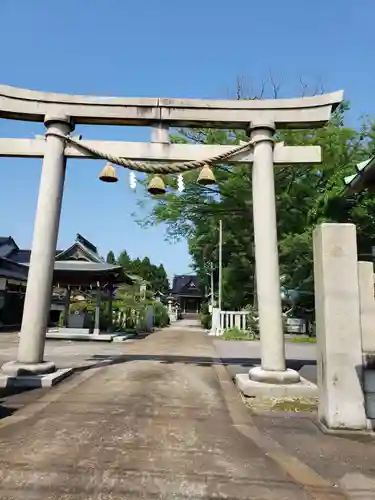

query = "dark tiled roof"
8;249;62;264
76;234;97;254
0;257;28;281
52;261;124;272
55;240;103;263
171;275;202;296
8;249;32;263
15;261;134;285
0;236;12;245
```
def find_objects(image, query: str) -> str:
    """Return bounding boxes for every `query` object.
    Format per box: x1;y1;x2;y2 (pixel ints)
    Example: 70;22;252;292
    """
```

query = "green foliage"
106;251;117;264
113;282;148;331
243;304;260;338
116;251;169;295
136;99;375;312
200;314;212;329
69;300;95;314
152;301;170;328
58;312;64;328
289;336;316;343
222;327;254;341
117;250;132;269
199;302;212;329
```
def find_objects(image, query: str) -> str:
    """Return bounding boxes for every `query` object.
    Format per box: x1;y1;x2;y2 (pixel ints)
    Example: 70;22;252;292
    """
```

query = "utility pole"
210;261;214;309
218;220;223;310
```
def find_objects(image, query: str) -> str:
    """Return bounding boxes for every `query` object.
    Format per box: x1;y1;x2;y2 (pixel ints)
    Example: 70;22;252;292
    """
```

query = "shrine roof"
171;275;203;297
18;260;134;286
53;261;123;272
0;257;28;281
0;237;13;245
0;233;134;286
344;156;375;194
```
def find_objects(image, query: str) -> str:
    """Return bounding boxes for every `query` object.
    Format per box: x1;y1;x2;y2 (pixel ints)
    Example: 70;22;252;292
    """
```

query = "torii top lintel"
0;85;344;129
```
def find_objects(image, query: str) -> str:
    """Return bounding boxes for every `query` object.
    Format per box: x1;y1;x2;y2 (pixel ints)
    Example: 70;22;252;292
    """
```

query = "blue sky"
0;0;374;278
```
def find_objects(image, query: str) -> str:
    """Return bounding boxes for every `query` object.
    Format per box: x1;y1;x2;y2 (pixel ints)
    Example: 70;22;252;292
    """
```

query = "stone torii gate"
0;85;343;389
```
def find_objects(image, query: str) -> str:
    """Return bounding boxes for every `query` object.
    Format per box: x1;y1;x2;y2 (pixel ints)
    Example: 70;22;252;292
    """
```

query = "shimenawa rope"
46;132;255;175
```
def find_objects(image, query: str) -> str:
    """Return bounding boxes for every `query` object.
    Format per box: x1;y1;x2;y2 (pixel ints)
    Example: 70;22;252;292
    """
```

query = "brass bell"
197;164;216;186
99;163;118;183
147;175;166;195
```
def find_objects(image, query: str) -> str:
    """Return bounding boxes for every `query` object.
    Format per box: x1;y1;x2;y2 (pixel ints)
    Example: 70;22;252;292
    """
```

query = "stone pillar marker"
248;121;299;385
358;261;375;353
168;299;173;314
1;114;74;376
313;223;367;430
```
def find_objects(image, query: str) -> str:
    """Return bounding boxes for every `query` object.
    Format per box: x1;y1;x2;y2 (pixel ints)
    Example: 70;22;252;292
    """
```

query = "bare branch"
311;76;325;96
226;75;268;100
299;76;309;98
269;70;282;98
236;75;243;100
258;78;266;99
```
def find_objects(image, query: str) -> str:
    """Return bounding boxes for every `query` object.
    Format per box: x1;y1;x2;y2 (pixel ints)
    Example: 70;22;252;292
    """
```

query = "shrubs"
221;305;259;340
63;289;171;332
152;301;170;328
200;303;212;330
244;304;260;338
201;313;212;330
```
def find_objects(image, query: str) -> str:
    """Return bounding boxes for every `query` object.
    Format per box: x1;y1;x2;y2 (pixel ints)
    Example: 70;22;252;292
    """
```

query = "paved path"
0;322;355;499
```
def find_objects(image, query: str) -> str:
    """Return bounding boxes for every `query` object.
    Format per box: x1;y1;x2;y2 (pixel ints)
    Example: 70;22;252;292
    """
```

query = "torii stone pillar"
240;121;300;387
1;114;74;376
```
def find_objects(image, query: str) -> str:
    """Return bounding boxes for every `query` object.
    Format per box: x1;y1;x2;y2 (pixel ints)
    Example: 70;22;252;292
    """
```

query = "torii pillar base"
235;369;317;399
0;360;73;389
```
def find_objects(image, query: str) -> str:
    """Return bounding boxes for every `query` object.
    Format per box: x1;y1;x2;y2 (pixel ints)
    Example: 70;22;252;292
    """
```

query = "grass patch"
289;336;316;343
222;327;258;341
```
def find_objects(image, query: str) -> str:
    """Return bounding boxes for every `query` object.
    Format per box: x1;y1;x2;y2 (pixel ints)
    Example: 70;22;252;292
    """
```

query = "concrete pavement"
0;321;372;498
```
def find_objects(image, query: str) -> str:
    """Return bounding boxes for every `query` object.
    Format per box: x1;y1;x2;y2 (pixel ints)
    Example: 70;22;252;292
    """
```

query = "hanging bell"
147;175;166;195
197;164;216;186
99;163;118;183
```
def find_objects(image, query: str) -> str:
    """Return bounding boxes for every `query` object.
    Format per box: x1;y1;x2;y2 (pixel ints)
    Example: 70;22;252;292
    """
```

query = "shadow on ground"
0;404;17;419
0;353;317;421
0;385;48;420
73;353;316;375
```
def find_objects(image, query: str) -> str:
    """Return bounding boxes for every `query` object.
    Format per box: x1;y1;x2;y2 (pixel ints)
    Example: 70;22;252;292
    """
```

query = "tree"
115;249;170;294
117;250;132;270
136;98;375;312
106;251;116;265
152;264;170;295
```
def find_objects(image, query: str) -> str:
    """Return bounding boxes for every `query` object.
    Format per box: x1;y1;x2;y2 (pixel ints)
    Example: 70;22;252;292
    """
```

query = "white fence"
210;308;249;336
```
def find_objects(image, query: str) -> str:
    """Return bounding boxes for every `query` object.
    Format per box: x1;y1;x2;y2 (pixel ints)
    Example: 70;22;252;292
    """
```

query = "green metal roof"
343;156;375;194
